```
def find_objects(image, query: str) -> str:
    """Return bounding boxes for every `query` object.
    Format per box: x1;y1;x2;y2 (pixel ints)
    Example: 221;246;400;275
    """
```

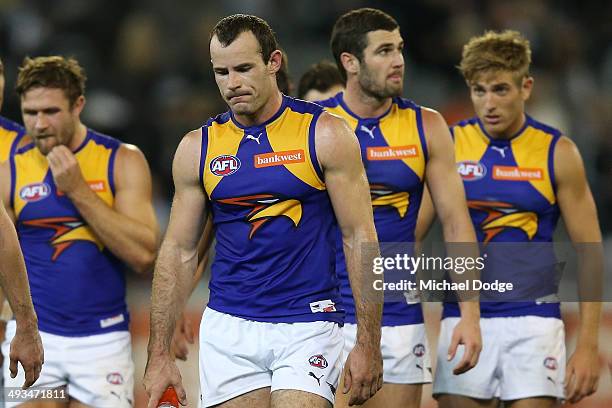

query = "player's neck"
343;83;392;119
233;91;283;128
487;113;526;140
67;122;88;151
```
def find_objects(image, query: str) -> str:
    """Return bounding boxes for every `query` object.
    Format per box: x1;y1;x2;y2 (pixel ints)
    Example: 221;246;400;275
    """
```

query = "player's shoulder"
393;96;421;111
314;92;343;109
449;116;480;138
87;128;123;149
525;115;563;138
202;111;232;130
0;115;25;134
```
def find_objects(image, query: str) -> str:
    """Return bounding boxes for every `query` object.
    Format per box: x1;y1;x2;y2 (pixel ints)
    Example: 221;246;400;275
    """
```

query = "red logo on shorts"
543;357;558;370
106;372;124;385
413;344;426;357
309;354;328;369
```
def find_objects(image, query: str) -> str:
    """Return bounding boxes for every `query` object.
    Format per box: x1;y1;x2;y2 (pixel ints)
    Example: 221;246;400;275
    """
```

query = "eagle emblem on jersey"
217;194;303;239
21;216;104;261
370;184;409;218
468;201;538;243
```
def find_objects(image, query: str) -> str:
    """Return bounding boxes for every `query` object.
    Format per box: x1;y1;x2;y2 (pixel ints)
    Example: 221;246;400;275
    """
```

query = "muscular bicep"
316;113;374;237
555;136;602;243
165;130;209;252
423;109;470;228
113;145;159;235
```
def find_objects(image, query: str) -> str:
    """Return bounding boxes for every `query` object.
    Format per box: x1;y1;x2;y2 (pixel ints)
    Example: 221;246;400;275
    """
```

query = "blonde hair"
459;30;531;84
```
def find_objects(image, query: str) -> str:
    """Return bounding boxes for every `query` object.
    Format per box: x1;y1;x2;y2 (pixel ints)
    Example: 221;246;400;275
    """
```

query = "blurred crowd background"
1;0;611;232
1;1;612;406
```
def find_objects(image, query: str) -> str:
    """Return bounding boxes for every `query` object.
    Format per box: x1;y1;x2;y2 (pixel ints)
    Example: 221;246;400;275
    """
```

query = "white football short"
433;316;565;401
199;307;343;407
342;322;432;385
2;321;134;407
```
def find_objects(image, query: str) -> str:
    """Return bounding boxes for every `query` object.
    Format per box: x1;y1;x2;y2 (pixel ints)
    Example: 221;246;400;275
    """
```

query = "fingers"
343;365;352;394
22;363;40;389
184;319;195;344
452;347;472;375
174;339;189;361
564;367;577;402
348;382;362;406
146;386;165;408
9;354;18;379
447;330;460;362
566;368;598;403
174;381;188;406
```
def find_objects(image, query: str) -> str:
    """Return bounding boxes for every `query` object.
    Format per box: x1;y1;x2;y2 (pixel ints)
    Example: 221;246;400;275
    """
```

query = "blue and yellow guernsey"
10;130;128;336
200;95;343;324
444;115;562;319
318;92;428;326
0;115;25;162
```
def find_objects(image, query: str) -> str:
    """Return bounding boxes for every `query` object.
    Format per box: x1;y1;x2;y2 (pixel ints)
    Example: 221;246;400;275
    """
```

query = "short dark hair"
16;56;86;106
330;8;399;81
298;60;344;99
210;14;279;63
0;57;4;75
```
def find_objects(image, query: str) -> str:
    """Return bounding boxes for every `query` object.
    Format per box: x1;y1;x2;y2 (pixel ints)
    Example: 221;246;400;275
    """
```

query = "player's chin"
35;140;57;156
384;84;403;98
230;102;256;116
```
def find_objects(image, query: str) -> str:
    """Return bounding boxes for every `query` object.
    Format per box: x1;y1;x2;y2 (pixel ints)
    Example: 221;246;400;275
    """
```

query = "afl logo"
309;354;328;369
413;344;426;357
457;161;486;181
106;372;124;385
543;357;558;370
19;182;51;202
210;155;241;177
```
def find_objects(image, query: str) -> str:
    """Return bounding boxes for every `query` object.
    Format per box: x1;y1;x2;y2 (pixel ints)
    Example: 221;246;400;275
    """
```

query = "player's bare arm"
415;185;435;243
144;129;207;408
554;136;602;403
171;215;214;361
422;107;482;374
0;202;44;389
0;162;44;389
316;111;383;406
46;143;159;273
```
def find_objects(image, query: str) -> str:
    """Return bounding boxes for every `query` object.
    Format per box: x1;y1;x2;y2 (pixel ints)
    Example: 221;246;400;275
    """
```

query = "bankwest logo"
57;180;106;196
254;149;305;168
367;145;418;161
492;166;543;181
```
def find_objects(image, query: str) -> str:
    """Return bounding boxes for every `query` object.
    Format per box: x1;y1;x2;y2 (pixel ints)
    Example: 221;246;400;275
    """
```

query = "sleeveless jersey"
10;129;129;336
318;92;428;326
0;116;25;161
200;95;343;324
444;115;562;319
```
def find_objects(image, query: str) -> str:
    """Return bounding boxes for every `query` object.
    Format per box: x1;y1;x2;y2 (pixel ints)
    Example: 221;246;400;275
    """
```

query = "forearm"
344;227;382;346
0;220;37;326
576;302;601;349
68;186;157;272
148;238;197;356
440;210;480;319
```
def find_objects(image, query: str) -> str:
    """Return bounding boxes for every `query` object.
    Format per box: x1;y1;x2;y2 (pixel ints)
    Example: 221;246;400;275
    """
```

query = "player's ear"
71;95;86;116
340;52;359;77
268;50;282;74
521;76;534;101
